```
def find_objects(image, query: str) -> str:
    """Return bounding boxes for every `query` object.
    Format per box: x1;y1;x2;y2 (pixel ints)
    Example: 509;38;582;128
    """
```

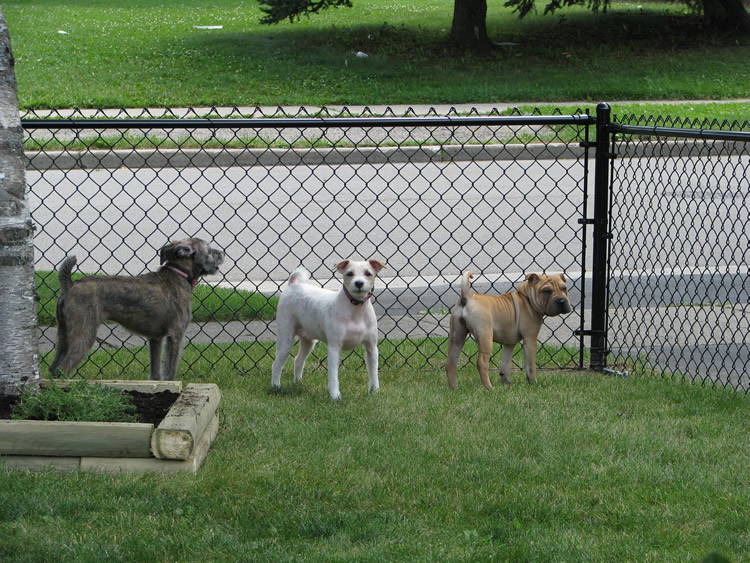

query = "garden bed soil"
0;389;179;425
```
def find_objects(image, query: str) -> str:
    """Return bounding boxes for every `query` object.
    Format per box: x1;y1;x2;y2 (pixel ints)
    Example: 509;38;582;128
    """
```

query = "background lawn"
34;270;278;326
3;0;750;122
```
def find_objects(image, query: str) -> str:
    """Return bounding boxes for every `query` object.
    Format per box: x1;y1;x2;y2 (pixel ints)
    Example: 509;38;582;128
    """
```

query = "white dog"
271;259;385;399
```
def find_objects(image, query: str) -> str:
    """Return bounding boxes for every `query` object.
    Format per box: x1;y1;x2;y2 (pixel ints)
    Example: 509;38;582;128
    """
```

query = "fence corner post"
590;102;612;371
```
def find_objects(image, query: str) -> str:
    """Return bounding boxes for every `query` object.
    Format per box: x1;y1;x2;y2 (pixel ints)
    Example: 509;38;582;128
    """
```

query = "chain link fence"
23;105;750;390
607;115;750;391
24;106;592;379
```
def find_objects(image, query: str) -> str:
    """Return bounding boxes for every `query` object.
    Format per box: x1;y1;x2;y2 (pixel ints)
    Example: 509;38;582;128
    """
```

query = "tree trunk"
449;0;494;51
701;0;750;33
0;8;40;397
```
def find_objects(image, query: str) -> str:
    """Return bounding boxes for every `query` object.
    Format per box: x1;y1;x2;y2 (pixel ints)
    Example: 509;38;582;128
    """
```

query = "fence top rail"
21;114;594;131
612;123;750;143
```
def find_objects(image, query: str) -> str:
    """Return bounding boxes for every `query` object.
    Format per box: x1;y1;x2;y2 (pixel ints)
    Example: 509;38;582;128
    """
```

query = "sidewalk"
22;98;750;119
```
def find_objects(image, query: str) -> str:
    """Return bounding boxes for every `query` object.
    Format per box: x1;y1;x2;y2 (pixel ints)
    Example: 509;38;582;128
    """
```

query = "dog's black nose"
355;280;364;289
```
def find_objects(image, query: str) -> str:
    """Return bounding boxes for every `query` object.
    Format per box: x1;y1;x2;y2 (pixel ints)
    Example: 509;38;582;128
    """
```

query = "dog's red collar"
343;285;372;305
165;265;197;286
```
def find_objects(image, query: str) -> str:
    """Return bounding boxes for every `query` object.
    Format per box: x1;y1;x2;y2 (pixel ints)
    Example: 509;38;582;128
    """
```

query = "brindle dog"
49;238;224;380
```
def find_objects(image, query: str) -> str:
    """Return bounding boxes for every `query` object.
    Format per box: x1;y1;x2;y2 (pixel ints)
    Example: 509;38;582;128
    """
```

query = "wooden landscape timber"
0;380;220;474
151;383;221;460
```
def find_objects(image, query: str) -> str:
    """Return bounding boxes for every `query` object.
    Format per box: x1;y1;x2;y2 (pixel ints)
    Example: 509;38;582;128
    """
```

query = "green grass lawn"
2;345;748;560
4;0;750;121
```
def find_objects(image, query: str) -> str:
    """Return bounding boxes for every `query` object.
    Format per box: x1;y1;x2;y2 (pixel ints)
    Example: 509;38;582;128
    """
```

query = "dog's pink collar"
165;265;197;286
344;285;372;305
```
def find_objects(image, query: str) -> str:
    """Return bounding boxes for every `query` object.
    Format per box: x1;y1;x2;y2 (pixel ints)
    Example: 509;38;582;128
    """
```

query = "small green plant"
11;379;137;422
419;307;448;316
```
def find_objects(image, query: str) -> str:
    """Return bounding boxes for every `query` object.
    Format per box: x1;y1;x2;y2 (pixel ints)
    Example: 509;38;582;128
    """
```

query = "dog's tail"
288;266;310;285
460;271;474;302
57;256;78;296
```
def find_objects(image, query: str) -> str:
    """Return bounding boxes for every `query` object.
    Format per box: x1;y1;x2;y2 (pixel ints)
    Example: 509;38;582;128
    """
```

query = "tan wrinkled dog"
446;272;572;389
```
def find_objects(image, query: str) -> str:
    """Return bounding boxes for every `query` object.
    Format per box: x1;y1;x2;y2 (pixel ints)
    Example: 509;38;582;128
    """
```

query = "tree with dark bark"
699;0;750;32
257;0;750;49
449;0;493;51
0;7;40;397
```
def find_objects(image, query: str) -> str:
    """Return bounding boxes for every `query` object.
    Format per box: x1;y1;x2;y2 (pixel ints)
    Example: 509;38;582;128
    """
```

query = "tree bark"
701;0;750;33
449;0;494;51
0;7;40;397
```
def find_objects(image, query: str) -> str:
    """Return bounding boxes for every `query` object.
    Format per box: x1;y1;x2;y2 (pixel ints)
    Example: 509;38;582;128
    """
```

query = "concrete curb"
26;138;747;172
25;141;584;171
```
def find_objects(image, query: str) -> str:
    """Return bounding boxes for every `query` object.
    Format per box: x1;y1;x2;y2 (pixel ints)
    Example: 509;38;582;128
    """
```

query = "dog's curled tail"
288;266;311;285
57;256;78;296
460;271;474;301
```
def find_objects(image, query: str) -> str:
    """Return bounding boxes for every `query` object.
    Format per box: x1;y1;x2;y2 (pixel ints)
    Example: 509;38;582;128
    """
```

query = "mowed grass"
2;341;749;560
4;0;750;114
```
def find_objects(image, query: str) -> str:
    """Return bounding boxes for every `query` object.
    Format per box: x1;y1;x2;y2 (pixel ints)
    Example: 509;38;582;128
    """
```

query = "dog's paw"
369;384;380;394
329;391;342;400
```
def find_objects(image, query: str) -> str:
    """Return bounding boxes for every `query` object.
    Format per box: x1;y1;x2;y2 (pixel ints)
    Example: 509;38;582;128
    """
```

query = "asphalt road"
27;157;586;281
27;153;747;295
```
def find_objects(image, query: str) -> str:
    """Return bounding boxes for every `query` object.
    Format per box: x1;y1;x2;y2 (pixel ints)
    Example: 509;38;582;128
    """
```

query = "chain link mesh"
24;106;591;379
607;114;750;391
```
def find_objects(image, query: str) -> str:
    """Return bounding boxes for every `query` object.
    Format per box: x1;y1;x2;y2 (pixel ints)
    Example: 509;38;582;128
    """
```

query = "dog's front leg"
522;338;538;383
148;338;163;381
162;335;183;381
326;345;342;400
364;338;379;393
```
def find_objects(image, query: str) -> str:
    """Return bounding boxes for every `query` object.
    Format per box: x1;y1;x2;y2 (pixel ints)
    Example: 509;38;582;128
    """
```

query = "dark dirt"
0;389;179;425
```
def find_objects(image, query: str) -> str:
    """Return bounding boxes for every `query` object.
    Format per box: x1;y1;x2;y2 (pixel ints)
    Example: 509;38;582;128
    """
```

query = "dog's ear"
334;260;350;273
174;243;196;259
368;260;385;274
160;240;195;264
518;273;540;297
557;273;567;282
159;242;176;264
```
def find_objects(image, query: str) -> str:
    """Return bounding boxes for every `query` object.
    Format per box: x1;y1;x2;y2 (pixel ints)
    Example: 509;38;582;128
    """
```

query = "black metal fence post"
589;102;613;370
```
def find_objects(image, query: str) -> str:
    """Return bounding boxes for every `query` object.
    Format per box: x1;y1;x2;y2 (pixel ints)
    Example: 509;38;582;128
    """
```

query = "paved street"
27;157;585;281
